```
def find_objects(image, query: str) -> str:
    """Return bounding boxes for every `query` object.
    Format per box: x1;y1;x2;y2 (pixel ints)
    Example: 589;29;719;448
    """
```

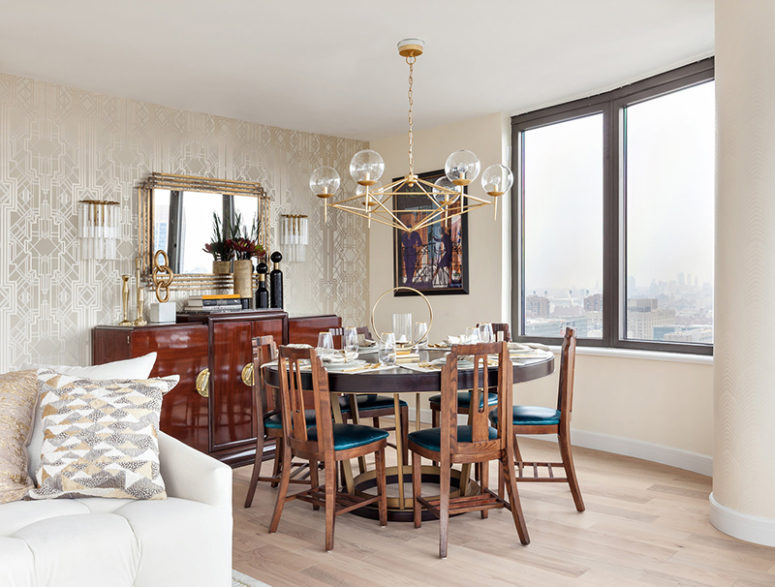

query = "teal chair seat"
408;425;497;453
264;409;316;430
489;405;561;426
428;391;498;409
308;423;389;451
340;394;408;413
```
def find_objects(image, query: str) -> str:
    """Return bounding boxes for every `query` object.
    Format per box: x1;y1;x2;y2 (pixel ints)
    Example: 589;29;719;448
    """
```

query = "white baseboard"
407;406;712;476
709;493;775;547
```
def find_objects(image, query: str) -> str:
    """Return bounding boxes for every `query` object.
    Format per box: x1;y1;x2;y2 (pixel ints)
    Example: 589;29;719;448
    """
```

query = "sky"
522;81;715;295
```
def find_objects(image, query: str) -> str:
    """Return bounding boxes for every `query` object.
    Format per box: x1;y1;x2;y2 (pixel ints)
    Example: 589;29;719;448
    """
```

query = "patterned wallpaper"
0;72;369;373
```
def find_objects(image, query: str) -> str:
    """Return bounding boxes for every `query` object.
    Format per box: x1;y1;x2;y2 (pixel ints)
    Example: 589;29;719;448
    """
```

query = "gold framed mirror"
138;173;270;290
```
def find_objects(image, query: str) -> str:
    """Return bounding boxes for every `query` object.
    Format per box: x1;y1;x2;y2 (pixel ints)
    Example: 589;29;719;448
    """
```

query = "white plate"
324;359;368;371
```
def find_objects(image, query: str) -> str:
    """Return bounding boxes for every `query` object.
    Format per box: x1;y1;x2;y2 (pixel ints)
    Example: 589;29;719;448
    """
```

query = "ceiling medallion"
309;38;513;233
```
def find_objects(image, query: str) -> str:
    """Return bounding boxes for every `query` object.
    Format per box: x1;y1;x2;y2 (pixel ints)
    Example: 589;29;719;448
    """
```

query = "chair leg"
309;459;320;511
244;432;265;508
513;434;524;463
501;455;530;545
268;440;293;534
372;416;380;428
559;430;585;512
270;439;283;488
439;461;450;558
431;407;438;428
480;460;489;520
375;448;387;526
400;405;409;466
324;460;337;551
412;451;422;528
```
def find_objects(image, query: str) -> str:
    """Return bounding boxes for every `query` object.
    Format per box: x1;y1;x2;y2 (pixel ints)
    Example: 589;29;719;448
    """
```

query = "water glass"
378;332;396;366
415;321;428;347
343;327;359;361
464;327;480;344
317;331;334;360
478;323;494;343
392;313;412;344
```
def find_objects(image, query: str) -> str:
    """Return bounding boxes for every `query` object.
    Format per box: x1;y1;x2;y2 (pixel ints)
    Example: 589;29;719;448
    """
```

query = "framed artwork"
393;169;469;296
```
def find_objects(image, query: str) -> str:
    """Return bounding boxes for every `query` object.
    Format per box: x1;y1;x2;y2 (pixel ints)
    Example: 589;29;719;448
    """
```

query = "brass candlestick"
133;256;147;326
119;275;132;326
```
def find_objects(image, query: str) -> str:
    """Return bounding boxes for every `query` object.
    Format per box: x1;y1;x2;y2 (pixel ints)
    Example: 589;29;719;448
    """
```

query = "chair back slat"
251;335;278;436
491;323;512;342
557;328;577;429
441;341;513;454
328;327;344;349
277;345;333;455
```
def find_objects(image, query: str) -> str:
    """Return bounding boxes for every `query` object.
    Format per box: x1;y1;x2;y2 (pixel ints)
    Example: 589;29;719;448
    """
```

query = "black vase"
269;251;283;309
255;262;269;309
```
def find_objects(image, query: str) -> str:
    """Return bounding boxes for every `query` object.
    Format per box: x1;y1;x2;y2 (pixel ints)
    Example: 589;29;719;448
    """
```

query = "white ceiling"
0;0;714;140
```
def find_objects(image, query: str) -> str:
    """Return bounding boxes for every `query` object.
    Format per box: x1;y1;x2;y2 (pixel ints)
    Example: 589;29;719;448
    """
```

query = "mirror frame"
138;172;270;290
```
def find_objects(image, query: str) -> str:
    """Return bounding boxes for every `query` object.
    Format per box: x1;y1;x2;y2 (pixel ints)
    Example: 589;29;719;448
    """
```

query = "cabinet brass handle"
241;363;254;387
195;368;210;398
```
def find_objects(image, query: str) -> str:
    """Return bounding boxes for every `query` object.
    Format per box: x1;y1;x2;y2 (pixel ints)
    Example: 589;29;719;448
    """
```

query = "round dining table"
263;347;555;521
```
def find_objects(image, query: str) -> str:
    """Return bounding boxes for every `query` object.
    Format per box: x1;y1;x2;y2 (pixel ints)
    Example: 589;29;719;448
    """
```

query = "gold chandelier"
309;38;513;233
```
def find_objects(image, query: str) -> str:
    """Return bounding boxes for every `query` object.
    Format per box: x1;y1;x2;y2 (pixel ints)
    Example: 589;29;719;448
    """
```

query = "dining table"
263;345;555;521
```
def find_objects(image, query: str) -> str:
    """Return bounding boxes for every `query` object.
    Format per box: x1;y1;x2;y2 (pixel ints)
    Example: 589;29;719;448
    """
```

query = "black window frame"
511;57;714;355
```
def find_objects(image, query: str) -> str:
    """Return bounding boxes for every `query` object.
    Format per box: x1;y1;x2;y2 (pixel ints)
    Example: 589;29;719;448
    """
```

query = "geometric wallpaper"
0;72;369;373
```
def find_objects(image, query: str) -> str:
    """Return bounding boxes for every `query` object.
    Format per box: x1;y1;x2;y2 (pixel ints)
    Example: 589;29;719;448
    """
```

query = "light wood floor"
232;431;775;586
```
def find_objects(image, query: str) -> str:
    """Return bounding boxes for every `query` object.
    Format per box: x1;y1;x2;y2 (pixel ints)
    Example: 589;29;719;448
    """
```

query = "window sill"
543;345;713;366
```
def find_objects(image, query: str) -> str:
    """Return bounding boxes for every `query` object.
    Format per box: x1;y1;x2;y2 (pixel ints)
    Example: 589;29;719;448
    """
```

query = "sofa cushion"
29;372;178;500
28;353;158;476
0;497;227;587
0;370;39;504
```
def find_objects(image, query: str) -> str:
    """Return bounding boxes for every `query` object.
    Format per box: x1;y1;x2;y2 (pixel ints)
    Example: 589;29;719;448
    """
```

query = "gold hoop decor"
370;286;433;344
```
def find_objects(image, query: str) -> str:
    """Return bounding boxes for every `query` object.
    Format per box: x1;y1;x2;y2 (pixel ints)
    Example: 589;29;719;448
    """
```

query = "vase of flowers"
203;213;233;274
228;213;265;299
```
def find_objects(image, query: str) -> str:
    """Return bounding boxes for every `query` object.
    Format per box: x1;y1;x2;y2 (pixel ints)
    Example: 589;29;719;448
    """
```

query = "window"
512;58;714;354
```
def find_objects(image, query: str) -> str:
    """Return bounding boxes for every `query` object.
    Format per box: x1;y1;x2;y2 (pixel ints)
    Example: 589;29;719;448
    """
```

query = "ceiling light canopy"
309;38;513;232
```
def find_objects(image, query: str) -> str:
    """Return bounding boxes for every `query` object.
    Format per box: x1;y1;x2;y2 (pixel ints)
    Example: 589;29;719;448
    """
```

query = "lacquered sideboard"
92;311;340;466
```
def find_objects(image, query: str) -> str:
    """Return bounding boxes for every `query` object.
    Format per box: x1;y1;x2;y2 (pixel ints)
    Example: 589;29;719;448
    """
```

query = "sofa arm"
158;431;232;511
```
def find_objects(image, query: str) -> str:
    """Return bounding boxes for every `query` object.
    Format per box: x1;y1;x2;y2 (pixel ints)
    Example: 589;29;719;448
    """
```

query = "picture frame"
393;169;469;296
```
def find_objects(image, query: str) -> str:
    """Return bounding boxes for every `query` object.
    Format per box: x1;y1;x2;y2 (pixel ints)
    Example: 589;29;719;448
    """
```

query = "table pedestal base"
349;464;469;522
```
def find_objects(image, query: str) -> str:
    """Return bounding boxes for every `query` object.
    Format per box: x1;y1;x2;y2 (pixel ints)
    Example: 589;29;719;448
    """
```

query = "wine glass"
478;323;493;343
317;332;334;360
343;327;359;362
378;332;396;366
415;321;428;346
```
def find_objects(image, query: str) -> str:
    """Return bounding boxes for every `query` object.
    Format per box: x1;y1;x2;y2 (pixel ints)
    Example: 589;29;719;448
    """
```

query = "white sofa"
0;431;233;587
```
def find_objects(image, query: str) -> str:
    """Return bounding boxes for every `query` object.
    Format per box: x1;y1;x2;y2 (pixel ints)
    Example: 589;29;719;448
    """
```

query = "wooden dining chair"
409;341;529;558
269;345;389;551
493;327;584;512
244;335;316;507
329;326;410;466
491;322;512;342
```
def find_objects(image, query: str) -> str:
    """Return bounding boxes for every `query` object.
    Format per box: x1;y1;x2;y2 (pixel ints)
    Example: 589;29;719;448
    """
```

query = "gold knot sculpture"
152;250;174;303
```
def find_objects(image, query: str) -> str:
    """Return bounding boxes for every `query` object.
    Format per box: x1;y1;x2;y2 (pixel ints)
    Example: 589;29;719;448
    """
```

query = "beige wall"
368;113;714;464
713;0;775;530
0;72;369;373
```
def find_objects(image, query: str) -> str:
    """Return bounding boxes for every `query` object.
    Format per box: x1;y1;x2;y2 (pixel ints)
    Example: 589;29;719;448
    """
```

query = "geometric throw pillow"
0;370;39;504
27;352;158;477
28;371;179;500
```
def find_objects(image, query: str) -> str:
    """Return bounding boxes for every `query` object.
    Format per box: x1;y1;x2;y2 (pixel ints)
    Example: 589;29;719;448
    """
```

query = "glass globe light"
480;164;514;196
444;149;480;186
309;166;341;198
432;175;460;206
350;149;385;186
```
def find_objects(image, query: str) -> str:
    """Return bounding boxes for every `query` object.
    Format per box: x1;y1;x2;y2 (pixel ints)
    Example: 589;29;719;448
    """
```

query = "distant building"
584;293;602;312
526;294;550;318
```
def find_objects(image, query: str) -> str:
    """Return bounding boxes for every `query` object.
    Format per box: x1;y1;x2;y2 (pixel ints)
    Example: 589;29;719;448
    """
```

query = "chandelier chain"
407;56;415;177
